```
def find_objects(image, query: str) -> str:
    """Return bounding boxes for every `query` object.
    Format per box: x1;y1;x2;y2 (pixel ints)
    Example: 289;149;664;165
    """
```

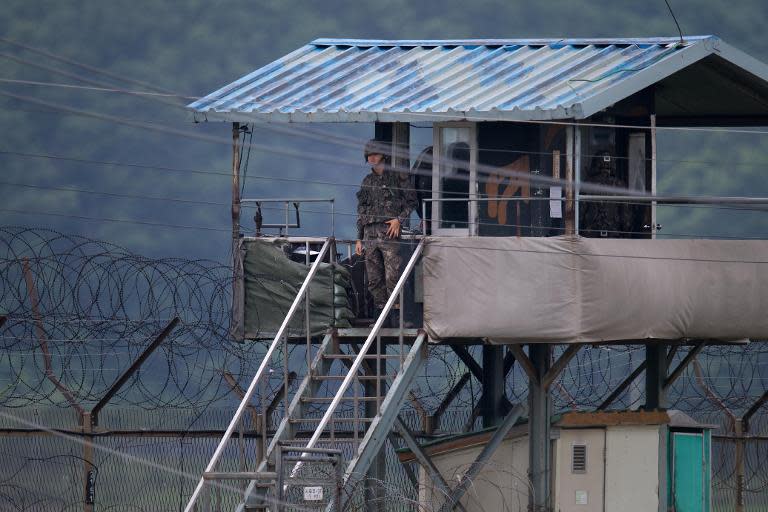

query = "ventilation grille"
572;444;587;473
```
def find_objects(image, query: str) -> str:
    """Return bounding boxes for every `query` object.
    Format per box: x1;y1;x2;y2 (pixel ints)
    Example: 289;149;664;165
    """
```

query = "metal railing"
184;237;333;512
241;197;336;236
289;240;425;478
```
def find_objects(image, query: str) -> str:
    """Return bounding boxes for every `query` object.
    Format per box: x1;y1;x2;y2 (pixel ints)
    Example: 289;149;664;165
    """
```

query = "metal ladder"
185;239;426;512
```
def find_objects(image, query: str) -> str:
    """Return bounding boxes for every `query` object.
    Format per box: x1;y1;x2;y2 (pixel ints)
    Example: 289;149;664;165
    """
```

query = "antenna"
663;0;685;45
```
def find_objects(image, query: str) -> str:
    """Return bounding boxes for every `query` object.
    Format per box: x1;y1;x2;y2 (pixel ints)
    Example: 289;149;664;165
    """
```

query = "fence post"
82;412;95;512
735;418;745;512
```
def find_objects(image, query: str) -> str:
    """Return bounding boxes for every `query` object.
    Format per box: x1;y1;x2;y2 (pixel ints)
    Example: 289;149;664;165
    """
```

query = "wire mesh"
0;227;766;511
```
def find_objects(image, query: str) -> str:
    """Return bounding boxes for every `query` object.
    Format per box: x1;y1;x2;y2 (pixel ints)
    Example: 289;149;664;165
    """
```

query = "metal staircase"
185;238;426;512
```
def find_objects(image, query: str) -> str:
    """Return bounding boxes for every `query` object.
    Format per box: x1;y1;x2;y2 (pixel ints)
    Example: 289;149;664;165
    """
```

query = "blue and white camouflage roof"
188;36;768;123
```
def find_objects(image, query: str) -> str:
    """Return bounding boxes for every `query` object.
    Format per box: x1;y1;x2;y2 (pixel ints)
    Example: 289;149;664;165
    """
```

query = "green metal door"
672;432;705;512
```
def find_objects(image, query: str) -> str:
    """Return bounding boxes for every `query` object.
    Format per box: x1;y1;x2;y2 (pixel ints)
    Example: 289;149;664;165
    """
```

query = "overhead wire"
0;88;761;206
0;42;767;241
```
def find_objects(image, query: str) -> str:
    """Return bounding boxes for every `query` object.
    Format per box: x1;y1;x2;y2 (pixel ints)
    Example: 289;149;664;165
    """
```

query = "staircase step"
290;417;375;424
335;327;421;338
311;374;396;381
322;353;402;360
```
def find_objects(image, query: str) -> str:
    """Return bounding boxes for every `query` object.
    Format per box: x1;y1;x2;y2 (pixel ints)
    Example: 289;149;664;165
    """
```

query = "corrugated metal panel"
188;36;755;123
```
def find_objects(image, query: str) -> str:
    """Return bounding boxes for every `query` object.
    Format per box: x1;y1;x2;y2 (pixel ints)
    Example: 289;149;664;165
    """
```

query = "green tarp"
243;239;353;339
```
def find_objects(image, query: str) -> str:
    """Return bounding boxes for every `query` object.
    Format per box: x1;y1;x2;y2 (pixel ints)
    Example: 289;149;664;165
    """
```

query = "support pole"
82;412;95;512
481;345;505;427
735;418;745;512
645;343;668;410
231;121;245;339
528;344;551;512
23;259;92;511
565;125;575;235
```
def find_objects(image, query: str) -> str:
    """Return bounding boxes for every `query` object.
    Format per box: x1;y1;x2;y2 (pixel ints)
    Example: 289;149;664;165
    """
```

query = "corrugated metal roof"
189;36;768;123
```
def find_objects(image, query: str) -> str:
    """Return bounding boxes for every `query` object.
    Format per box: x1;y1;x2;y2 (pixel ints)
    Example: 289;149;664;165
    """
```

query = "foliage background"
1;0;767;259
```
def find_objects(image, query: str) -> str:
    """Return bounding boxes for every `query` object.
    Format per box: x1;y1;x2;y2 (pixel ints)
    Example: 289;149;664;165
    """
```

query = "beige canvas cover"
422;236;768;343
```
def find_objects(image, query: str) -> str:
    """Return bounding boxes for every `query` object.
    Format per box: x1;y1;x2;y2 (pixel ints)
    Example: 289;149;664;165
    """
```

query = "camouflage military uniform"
357;169;417;308
580;153;633;238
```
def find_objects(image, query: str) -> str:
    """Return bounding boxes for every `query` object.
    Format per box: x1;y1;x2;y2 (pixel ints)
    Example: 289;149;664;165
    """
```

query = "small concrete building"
397;410;712;512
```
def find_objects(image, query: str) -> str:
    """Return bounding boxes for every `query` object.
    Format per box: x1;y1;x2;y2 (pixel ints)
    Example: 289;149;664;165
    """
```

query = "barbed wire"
0;226;767;511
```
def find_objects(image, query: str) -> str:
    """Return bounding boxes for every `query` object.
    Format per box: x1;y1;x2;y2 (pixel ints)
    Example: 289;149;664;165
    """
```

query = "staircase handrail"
184;237;333;512
290;239;425;476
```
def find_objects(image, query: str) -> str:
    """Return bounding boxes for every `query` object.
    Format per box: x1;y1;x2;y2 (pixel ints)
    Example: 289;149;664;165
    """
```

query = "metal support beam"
433;372;470;431
451;346;483;381
243;333;335;508
507;344;539;386
266;372;297;426
438;402;528;512
91;317;179;425
23;259;87;420
743;388;768;433
481;345;505;428
664;342;706;390
528;344;551;512
645;344;669;410
394;417;468;512
597;361;647;411
541;344;581;390
343;333;427;486
503;348;516;376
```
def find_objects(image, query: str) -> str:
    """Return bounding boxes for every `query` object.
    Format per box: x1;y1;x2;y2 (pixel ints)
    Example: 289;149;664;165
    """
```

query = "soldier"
355;139;417;320
580;151;633;238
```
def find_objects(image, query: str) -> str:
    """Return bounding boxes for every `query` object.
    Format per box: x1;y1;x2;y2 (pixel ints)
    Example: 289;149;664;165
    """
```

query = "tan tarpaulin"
422;236;768;343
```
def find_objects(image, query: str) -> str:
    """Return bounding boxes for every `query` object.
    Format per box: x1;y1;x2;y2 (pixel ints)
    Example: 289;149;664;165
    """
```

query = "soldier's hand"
385;219;401;238
355;240;363;256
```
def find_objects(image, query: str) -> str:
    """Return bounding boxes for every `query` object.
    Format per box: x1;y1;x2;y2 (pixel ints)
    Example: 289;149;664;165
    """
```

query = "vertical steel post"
230;123;245;340
565;126;575;235
735;418;745;512
275;445;284;512
82;412;95;512
574;122;581;234
651;114;657;240
231;122;241;246
481;345;505;428
283;333;289;425
528;344;551;511
306;241;311;372
645;343;669;410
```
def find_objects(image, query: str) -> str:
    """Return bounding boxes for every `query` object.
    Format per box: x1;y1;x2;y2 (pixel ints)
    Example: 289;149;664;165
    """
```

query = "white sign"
304;486;324;501
550;186;563;218
575;490;588;505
